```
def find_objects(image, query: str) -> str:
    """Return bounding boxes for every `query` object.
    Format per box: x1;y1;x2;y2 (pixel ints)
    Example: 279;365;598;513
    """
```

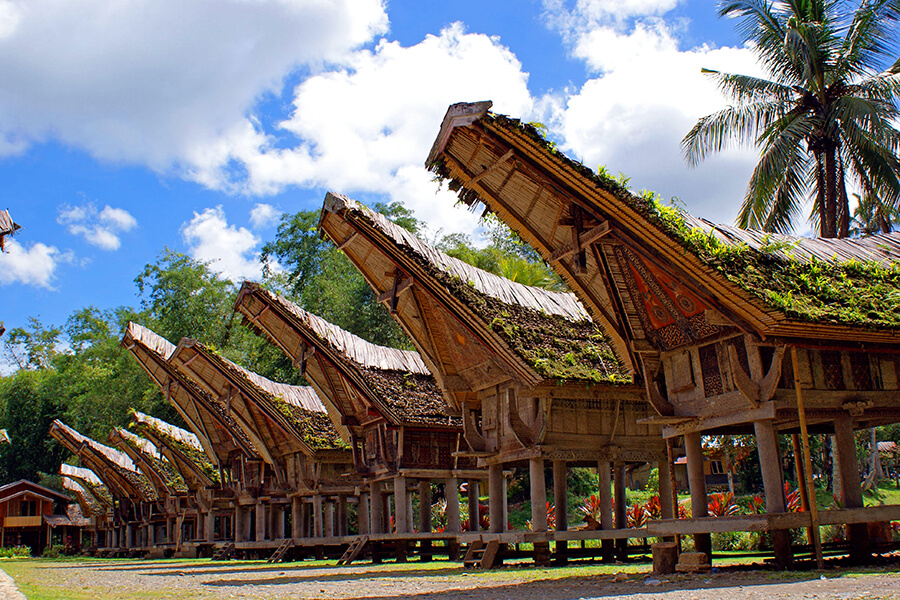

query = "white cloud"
181;206;274;282
0;0;388;164
0;238;70;288
249;203;281;229
542;3;767;225
197;23;532;238
57;202;137;250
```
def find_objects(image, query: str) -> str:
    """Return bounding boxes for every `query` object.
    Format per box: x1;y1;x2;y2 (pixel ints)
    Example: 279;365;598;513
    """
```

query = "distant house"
0;480;86;554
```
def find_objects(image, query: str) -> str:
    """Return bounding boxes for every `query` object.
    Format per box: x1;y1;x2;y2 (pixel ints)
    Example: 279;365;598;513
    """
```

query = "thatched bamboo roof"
170;338;349;460
321;193;629;386
236;282;458;429
122;322;259;464
62;475;105;517
109;427;188;495
49;420;157;503
130;411;220;487
0;209;20;251
427;102;900;350
60;464;114;509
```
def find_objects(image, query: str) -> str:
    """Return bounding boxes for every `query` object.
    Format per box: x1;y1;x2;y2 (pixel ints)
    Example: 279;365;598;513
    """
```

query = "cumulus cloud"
197;23;533;237
0;238;70;288
0;0;387;165
249;203;281;229
543;2;765;225
181;206;275;282
57;202;137;250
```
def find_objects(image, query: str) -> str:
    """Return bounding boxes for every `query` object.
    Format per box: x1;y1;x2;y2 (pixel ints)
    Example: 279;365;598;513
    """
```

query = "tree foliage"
683;0;900;238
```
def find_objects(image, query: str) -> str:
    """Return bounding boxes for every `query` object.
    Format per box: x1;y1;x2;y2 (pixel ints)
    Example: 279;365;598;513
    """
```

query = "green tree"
849;190;900;235
683;0;900;238
0;369;66;482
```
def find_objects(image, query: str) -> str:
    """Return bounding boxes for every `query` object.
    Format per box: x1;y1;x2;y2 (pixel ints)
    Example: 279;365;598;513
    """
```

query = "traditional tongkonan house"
0;209;20;252
168;337;358;559
122;322;264;554
319;193;671;566
235;282;480;561
426;101;900;567
49;420;158;555
129;411;229;553
107;427;190;556
61;464;111;552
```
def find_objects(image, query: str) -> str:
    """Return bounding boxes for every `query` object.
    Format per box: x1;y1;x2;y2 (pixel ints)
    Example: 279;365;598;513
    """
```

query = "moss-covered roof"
433;109;900;333
113;428;188;494
241;285;458;428
179;340;349;452
62;476;105;516
131;411;221;484
326;195;631;385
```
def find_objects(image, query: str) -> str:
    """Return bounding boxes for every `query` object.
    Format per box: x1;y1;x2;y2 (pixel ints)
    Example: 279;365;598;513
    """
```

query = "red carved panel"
627;263;675;330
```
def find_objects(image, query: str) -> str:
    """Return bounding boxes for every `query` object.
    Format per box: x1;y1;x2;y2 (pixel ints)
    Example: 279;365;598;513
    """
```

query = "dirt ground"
3;557;900;600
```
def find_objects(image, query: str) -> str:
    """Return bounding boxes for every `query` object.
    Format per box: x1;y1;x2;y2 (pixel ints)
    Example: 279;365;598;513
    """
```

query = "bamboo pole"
791;346;824;569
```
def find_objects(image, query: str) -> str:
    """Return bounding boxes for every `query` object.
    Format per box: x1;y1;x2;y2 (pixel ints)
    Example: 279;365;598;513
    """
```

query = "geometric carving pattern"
820;350;845;390
614;246;722;350
849;352;873;391
698;343;723;397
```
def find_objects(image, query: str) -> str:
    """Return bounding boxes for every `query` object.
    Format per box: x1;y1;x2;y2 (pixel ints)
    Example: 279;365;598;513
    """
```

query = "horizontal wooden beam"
469;149;514;185
662;400;775;438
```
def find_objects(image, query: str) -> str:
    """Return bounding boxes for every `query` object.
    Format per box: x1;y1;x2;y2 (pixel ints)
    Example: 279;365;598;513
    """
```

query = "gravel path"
4;559;900;599
0;567;26;599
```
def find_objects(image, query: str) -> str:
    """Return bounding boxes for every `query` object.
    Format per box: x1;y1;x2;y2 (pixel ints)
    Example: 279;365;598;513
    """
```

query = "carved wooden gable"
613;246;723;350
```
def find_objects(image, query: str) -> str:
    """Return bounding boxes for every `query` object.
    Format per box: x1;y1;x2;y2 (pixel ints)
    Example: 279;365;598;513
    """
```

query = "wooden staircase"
462;538;500;569
210;541;235;561
267;539;294;563
336;535;368;566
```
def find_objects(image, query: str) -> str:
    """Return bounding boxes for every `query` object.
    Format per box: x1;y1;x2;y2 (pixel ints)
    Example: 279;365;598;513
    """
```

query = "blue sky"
0;0;763;368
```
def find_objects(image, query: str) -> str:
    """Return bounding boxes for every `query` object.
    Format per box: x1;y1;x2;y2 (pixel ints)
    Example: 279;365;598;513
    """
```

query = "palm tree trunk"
837;159;850;238
815;152;827;237
825;148;838;238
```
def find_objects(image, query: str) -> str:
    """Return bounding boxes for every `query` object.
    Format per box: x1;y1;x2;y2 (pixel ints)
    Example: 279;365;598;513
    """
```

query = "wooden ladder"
463;539;500;570
210;541;234;561
336;535;368;566
267;539;294;563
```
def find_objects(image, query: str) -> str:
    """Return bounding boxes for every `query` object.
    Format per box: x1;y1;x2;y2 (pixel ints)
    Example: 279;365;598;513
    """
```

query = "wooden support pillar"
291;498;302;539
598;460;614;561
206;512;215;543
684;431;711;560
313;495;324;538
467;479;480;532
234;506;243;542
553;460;568;564
275;506;285;539
445;478;460;533
337;496;348;536
358;493;370;535
255;503;266;542
834;415;871;563
301;502;312;538
126;523;134;548
530;457;550;566
370;485;384;534
394;477;409;534
419;481;432;533
489;464;504;533
754;418;793;568
167;517;175;544
658;454;675;521
613;462;628;561
323;501;335;538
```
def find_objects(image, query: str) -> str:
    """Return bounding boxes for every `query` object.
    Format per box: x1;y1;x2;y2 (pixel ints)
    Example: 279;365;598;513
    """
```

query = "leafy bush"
41;544;66;558
0;546;30;558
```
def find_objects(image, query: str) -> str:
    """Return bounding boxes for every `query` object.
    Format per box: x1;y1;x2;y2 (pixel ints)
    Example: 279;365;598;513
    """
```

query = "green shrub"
0;546;30;558
41;544;66;558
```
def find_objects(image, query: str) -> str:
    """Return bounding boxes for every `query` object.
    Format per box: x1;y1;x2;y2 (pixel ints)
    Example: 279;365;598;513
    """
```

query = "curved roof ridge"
326;193;591;322
53;420;138;473
60;463;103;486
258;286;431;374
126;322;176;359
132;411;203;451
116;428;162;460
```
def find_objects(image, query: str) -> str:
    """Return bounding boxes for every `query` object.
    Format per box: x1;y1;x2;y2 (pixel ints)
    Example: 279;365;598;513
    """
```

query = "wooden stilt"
834;414;871;563
684;431;711;560
598;460;614;561
791;346;824;569
255;503;266;542
754;418;793;568
613;462;628;561
489;464;503;533
445;478;460;533
467;479;480;532
553;460;568;564
291;498;302;539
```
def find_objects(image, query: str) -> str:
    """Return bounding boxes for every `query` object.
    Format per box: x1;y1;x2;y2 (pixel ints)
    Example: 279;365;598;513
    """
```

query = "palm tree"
682;0;900;238
849;190;899;235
